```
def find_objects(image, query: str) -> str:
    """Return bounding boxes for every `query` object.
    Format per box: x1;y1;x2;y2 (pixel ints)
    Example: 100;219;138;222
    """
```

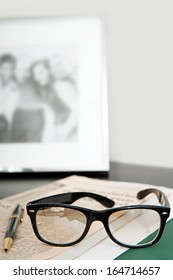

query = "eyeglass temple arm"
29;192;115;208
137;188;170;207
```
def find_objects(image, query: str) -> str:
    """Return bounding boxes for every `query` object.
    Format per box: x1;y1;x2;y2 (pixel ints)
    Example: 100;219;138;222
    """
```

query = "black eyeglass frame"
26;189;170;248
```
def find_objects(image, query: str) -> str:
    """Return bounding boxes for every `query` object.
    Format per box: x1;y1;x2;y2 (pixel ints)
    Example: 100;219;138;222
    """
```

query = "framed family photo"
0;16;109;172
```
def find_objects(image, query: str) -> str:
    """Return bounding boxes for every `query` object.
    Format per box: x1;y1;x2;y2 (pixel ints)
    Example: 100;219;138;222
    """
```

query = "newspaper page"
0;175;172;260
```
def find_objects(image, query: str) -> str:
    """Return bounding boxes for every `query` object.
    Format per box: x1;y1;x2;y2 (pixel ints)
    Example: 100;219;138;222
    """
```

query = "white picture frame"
0;16;109;172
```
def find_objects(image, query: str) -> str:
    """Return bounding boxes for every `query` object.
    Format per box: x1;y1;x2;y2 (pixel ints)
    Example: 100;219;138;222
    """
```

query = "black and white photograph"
0;46;78;143
0;16;108;172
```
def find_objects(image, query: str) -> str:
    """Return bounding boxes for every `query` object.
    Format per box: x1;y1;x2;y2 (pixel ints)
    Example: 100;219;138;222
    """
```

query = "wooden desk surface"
0;161;173;199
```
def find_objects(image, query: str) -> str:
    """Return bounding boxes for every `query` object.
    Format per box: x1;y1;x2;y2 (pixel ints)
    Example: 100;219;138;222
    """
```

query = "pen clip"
9;208;24;223
20;208;24;223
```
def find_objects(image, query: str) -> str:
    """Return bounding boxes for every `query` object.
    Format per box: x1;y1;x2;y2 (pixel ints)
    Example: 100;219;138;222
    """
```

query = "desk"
1;161;173;198
0;162;173;260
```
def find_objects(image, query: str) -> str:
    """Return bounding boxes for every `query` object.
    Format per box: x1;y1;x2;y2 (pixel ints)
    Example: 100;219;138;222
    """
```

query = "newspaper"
0;175;173;260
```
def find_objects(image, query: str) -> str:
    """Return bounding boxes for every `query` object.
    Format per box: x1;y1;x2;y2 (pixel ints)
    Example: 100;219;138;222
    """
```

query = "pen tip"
4;237;13;252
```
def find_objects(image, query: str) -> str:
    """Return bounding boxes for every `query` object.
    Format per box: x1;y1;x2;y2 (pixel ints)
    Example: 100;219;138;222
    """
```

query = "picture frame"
0;16;109;173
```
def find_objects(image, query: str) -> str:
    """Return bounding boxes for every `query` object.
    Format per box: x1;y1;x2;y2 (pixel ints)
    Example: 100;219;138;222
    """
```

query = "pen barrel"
5;204;22;239
5;217;19;239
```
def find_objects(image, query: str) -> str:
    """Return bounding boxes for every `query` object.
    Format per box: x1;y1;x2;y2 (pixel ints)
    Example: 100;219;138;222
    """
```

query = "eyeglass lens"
108;208;161;246
36;207;87;245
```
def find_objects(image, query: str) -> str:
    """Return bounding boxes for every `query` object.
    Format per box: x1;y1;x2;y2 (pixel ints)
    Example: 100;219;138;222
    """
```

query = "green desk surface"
116;219;173;260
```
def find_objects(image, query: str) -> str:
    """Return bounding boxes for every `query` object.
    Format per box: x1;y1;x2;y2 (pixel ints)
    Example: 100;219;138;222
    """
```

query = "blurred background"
0;0;173;169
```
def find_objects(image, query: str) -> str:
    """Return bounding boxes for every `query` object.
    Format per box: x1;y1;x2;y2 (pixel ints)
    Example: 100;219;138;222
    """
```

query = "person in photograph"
14;59;69;142
0;54;20;142
11;59;70;143
30;59;69;116
49;54;78;141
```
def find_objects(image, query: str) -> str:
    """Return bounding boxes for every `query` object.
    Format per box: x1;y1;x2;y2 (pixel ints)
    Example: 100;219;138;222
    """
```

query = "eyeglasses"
26;189;170;248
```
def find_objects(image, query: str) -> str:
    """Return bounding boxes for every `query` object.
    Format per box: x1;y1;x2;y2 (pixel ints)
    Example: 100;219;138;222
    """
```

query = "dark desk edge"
0;162;173;188
109;162;173;189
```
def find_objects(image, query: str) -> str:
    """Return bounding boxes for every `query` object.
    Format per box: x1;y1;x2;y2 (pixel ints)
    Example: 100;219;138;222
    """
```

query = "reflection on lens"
36;207;87;245
108;208;161;246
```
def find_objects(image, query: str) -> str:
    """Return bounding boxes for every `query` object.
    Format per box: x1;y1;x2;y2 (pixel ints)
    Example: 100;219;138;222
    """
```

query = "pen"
4;204;24;252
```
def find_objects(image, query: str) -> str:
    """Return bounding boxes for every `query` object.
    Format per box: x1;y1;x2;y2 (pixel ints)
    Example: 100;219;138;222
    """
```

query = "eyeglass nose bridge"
91;210;108;225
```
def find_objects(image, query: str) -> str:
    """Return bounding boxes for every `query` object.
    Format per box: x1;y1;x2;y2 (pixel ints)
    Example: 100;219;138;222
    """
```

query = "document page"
0;175;172;260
